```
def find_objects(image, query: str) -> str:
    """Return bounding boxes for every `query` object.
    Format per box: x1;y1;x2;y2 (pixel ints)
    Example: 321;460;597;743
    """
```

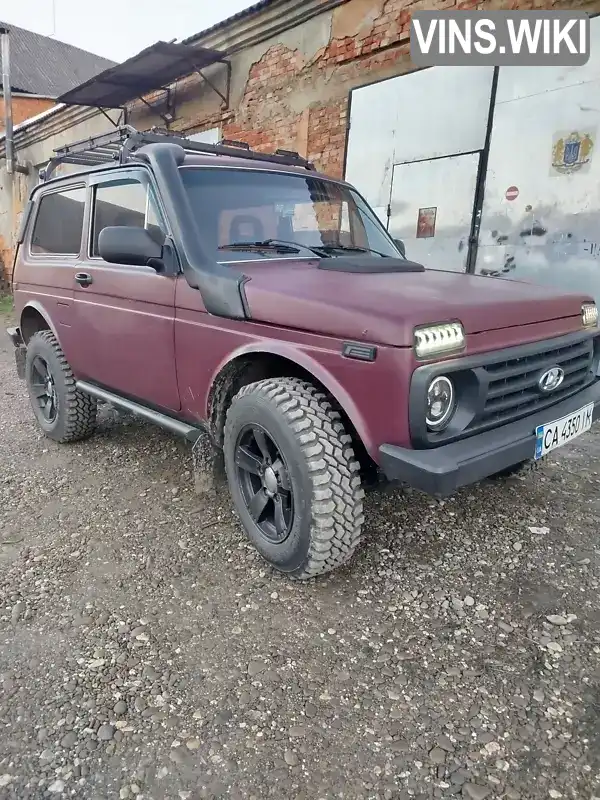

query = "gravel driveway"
1;312;599;800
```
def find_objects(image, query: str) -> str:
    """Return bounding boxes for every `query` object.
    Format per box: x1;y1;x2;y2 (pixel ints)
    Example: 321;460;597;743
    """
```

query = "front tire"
25;330;97;443
223;378;365;579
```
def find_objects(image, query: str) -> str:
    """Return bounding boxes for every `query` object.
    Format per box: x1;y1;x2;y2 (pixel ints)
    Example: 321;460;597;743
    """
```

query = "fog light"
582;302;598;328
426;376;456;430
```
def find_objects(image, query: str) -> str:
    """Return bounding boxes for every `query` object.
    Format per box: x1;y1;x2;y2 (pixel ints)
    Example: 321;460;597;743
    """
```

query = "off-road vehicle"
7;126;600;579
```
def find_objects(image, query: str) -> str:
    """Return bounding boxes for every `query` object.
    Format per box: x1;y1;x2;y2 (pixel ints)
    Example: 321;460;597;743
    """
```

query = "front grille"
409;331;600;449
478;338;595;428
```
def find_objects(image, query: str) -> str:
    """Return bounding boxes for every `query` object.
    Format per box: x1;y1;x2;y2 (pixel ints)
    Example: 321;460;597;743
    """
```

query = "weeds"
0;293;14;314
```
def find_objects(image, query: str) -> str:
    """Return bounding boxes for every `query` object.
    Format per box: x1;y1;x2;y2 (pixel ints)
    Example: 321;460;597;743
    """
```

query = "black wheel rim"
30;355;58;423
234;424;294;544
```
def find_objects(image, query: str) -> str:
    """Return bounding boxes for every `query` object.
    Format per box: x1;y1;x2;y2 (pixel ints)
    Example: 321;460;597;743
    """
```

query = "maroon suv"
7;127;600;579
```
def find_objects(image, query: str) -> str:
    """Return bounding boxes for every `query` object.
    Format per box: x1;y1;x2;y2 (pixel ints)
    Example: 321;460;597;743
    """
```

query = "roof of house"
183;0;272;44
0;21;116;97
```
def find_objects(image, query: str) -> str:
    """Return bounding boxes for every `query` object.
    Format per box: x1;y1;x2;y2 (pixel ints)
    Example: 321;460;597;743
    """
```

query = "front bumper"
379;379;600;496
6;326;26;379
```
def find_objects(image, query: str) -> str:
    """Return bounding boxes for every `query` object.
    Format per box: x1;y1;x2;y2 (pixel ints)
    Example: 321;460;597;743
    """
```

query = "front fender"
208;340;382;461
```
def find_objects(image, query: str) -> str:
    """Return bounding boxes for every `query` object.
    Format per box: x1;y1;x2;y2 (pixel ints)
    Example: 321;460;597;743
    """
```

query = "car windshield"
179;167;402;262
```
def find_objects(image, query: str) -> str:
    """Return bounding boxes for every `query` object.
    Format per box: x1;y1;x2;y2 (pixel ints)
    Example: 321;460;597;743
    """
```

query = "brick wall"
177;0;600;178
0;96;55;133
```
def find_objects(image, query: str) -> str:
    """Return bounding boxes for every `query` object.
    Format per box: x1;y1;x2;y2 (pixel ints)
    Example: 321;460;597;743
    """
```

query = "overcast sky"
0;0;254;62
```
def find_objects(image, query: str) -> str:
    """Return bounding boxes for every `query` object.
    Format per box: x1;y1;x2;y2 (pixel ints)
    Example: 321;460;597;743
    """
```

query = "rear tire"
25;330;97;443
223;378;365;579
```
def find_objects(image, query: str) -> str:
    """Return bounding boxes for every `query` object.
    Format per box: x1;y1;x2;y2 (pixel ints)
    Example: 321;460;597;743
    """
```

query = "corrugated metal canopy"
57;40;226;109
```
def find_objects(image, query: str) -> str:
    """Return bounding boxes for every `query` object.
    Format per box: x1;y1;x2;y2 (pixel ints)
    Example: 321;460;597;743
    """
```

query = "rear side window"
91;178;165;257
30;187;86;255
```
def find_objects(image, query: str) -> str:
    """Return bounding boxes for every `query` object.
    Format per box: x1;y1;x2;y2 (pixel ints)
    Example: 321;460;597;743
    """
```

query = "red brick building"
0;94;55;133
123;0;599;179
2;0;600;300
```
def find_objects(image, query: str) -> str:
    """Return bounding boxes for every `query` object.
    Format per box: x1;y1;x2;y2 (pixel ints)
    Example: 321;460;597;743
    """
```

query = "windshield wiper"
218;240;301;254
219;238;329;257
261;240;392;258
316;244;391;258
218;239;392;259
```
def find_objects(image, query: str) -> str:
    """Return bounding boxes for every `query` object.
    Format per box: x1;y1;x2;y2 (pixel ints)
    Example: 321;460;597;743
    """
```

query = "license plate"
535;403;594;459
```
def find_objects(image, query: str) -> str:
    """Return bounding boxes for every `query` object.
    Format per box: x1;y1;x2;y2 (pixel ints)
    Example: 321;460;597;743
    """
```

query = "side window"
91;178;166;258
30;187;86;255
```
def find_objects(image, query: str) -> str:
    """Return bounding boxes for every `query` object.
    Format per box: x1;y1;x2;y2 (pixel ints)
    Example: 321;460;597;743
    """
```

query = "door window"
91;178;166;258
30;186;86;256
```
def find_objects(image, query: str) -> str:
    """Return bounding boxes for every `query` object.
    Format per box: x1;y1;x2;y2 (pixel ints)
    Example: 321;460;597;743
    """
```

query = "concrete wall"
0;106;111;283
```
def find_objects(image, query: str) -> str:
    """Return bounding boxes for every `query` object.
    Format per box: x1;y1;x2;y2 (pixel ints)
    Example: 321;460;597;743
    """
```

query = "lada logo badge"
537;366;565;393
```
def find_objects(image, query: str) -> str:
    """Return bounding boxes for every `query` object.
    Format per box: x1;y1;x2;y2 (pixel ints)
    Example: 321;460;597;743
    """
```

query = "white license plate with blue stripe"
535;403;594;459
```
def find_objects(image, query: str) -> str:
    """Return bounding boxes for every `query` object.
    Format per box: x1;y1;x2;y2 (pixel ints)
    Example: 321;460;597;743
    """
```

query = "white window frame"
187;127;221;145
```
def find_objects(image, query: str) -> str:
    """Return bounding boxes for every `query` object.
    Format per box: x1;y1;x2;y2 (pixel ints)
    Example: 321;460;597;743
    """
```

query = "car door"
72;168;180;412
19;182;86;367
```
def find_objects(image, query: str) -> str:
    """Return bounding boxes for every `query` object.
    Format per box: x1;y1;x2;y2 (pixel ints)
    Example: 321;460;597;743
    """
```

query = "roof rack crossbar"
40;125;316;182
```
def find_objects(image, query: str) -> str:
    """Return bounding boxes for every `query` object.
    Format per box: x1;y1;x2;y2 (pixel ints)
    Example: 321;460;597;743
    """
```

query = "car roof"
34;152;350;194
181;151;321;175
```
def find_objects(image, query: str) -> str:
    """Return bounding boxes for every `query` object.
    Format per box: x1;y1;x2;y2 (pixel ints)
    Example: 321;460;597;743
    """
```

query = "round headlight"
426;376;456;430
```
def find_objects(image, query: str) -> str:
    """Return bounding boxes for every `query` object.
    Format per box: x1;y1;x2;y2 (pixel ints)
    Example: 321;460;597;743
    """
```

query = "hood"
242;259;591;347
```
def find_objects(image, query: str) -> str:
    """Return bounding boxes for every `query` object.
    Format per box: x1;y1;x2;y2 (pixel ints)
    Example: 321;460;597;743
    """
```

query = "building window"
188;127;221;145
30;187;86;255
91;178;165;258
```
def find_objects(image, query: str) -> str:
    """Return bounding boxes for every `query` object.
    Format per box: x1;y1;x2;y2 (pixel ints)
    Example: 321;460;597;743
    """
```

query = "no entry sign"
505;185;519;201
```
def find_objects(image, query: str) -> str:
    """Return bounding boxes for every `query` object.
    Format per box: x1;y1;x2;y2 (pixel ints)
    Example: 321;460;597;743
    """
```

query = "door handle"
75;272;93;287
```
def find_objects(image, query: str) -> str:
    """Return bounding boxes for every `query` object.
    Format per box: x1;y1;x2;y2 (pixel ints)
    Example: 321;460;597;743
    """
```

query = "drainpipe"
1;26;28;287
1;27;27;176
1;26;15;175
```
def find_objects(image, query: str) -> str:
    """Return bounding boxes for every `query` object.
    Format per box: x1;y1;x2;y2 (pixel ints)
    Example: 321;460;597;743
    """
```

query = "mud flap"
192;430;228;497
6;328;26;380
15;345;26;380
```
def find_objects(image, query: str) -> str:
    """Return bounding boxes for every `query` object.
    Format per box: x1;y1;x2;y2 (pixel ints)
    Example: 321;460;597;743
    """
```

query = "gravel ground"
1;313;600;800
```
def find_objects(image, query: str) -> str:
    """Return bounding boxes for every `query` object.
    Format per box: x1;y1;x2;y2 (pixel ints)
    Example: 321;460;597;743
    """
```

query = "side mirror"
394;238;406;258
98;226;164;269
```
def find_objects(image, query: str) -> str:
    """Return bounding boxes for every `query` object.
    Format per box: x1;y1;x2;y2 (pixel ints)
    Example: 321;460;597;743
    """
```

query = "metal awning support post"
137;88;176;126
193;58;231;109
97;107;127;128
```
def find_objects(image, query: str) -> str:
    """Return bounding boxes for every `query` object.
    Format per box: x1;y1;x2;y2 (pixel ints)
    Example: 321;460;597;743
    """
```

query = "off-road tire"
223;378;365;579
25;330;97;443
488;458;541;480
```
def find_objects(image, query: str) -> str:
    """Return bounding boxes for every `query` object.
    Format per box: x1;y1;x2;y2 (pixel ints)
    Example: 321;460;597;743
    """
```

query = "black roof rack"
40;125;316;182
